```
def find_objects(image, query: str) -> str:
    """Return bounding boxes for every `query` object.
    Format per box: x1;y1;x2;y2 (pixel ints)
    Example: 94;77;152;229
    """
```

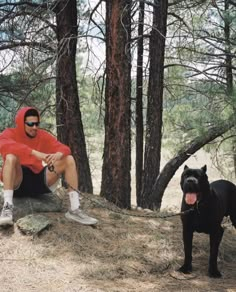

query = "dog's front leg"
179;227;193;274
208;226;224;278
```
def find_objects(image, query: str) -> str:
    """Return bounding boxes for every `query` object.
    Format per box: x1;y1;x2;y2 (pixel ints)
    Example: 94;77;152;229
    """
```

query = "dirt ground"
0;150;236;292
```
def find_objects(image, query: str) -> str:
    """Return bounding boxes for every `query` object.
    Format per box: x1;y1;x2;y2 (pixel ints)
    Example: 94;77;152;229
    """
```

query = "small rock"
16;214;52;235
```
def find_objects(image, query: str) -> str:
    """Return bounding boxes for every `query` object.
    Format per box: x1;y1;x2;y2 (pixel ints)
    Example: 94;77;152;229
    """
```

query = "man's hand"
45;152;64;166
31;150;64;167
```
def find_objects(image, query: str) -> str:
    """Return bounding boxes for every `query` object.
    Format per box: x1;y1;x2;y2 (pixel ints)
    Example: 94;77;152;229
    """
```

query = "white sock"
68;191;80;211
3;190;14;206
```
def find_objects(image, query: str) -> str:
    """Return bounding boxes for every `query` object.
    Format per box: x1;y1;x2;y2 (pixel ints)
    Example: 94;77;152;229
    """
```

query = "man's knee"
53;155;75;171
65;155;76;166
5;154;19;165
65;155;75;163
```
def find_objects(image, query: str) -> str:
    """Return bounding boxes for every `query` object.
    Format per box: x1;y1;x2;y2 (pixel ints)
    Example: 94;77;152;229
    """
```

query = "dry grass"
1;148;236;291
0;193;236;292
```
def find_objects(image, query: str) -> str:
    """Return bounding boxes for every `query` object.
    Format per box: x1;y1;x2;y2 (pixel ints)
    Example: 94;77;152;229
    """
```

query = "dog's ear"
184;165;189;170
202;165;207;173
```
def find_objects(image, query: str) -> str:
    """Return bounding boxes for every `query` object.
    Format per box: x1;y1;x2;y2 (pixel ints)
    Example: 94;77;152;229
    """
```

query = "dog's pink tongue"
185;193;197;205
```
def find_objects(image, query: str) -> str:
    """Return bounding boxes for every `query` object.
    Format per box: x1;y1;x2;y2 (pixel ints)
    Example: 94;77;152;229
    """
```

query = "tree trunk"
141;0;168;208
224;0;235;178
148;0;236;210
224;0;233;95
101;0;131;208
54;0;93;192
136;1;145;206
149;117;236;210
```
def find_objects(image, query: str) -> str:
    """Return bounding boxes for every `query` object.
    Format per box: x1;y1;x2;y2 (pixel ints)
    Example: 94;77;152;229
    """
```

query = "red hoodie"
0;107;71;178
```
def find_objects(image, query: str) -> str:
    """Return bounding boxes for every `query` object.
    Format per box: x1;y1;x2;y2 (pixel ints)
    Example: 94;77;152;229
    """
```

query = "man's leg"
0;154;22;226
46;155;78;191
46;155;97;225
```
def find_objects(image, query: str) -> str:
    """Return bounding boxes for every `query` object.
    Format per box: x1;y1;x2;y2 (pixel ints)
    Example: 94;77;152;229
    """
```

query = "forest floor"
0;150;236;292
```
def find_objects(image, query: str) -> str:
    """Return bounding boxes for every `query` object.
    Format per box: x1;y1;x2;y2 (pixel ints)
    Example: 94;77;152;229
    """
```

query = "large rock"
0;192;63;219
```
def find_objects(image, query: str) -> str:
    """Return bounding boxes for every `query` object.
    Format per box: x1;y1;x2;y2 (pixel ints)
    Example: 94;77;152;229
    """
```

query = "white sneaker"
65;208;98;225
0;203;14;226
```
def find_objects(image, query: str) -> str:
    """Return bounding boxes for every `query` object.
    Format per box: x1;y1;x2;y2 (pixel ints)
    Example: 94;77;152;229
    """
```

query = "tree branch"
148;114;236;210
0;41;54;52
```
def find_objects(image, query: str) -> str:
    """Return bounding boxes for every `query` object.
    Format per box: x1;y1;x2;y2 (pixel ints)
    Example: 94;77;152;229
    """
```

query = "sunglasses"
25;121;40;127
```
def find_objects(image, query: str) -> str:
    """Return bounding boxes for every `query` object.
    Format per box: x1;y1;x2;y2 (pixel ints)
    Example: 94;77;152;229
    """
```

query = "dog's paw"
178;264;192;274
208;268;222;278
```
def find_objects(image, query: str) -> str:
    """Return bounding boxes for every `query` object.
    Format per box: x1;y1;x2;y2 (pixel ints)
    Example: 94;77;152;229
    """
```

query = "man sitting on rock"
0;107;97;226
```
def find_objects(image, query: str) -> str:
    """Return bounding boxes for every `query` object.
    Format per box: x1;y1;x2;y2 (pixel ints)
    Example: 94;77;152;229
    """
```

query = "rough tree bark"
54;0;93;192
141;0;168;208
101;0;131;208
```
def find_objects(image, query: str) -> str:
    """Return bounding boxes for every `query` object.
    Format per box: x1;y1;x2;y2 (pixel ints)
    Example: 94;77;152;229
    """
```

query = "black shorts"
14;166;51;197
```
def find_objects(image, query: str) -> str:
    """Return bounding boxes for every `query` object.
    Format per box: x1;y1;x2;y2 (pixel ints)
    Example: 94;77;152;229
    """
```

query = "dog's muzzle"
183;176;199;205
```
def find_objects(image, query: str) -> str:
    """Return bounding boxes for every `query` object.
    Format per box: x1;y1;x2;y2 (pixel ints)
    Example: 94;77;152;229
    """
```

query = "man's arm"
0;130;32;158
31;149;48;161
31;150;64;168
39;130;71;157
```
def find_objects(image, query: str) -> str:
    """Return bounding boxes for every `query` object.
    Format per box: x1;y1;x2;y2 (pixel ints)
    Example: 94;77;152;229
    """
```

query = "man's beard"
25;132;36;138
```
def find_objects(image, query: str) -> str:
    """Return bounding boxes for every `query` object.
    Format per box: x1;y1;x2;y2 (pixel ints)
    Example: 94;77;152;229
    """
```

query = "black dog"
179;165;236;277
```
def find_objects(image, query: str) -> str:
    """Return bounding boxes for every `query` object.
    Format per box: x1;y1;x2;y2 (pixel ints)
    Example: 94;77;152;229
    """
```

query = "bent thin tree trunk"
149;117;236;210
